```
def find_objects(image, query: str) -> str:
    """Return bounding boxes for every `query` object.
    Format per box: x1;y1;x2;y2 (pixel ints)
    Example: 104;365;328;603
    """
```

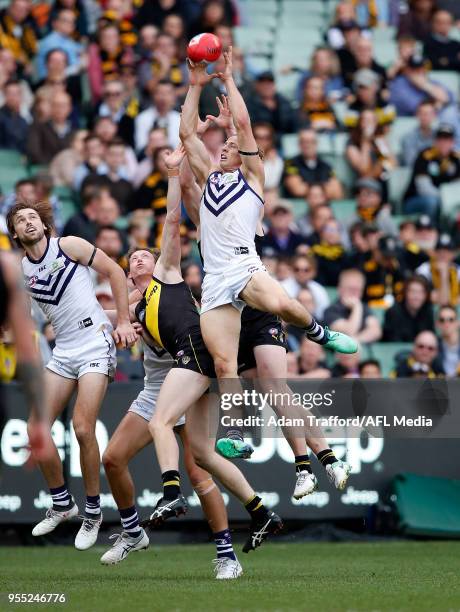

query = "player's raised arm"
217;47;264;188
155;146;186;278
179;62;215;188
59;236;137;348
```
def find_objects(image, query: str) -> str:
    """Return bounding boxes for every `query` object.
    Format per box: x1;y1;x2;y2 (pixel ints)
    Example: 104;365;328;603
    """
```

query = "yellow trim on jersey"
188;334;203;375
145;278;164;348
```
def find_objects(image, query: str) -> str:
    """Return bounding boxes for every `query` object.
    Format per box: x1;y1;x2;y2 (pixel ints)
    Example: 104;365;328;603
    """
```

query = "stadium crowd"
1;0;460;381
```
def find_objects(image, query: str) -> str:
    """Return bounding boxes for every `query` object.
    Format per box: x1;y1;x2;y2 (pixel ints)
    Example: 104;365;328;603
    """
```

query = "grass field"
1;542;460;611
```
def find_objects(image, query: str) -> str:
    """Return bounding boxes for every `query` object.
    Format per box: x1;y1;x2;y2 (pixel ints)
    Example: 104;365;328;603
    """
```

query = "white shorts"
128;385;186;426
46;326;117;381
201;256;266;314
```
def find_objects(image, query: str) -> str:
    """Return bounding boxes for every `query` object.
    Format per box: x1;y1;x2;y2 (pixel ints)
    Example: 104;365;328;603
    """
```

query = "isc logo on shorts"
89;362;100;368
78;317;93;330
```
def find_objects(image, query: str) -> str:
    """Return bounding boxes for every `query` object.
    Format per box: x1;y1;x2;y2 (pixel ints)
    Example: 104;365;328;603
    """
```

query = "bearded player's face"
13;208;46;246
220;136;242;171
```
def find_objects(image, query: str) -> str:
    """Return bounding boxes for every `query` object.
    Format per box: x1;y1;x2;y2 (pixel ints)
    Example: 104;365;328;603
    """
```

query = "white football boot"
100;529;149;565
293;471;318;499
213;557;243;580
75;513;103;550
326;460;351;490
32;502;79;536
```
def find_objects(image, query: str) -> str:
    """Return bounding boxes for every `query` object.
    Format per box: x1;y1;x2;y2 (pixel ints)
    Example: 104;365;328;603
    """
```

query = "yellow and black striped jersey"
135;275;200;357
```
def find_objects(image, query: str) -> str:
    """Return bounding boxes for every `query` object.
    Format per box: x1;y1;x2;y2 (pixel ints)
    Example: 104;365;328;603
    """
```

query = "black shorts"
237;308;287;375
171;330;216;378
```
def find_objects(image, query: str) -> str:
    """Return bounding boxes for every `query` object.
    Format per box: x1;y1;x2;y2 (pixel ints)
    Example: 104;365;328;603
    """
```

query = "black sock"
245;495;268;521
295;454;313;474
162;470;181;500
304;318;327;344
317;448;337;468
226;428;244;441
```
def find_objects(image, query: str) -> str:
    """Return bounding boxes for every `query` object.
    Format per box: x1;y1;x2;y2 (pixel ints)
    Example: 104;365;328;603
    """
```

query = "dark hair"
45;47;69;64
438;304;457;318
358;359;381;374
6;201;55;248
107;137;126;149
82;187;103;208
156;79;174;88
95;225;122;240
417;100;435;112
5;79;20;89
399;219;416;231
403;274;431;301
153;145;173;167
15;178;35;190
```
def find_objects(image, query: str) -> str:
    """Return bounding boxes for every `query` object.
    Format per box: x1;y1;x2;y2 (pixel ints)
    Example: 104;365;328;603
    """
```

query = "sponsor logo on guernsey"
49;257;65;275
234;246;249;255
78;317;93;330
182;356;191;365
221;172;238;185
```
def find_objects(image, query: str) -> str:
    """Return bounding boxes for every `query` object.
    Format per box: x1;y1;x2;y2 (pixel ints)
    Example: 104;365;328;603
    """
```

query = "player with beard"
6;201;137;550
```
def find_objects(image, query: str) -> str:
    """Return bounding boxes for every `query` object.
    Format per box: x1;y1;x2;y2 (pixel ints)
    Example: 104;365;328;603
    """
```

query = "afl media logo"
28;275;38;288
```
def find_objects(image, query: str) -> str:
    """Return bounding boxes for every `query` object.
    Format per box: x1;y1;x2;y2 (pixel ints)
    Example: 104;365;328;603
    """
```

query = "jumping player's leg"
72;373;108;498
187;394;283;553
103;412;152;508
240;272;358;354
147;368;210;522
29;370;76;488
200;304;253;458
100;412;151;564
30;370;79;538
200;304;241;378
178;425;242;578
252;345;351;494
71;372;109;550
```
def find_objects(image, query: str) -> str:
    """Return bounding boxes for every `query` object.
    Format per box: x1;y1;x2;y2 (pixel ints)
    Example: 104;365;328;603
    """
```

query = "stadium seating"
330;199;356;223
388;117;418;158
440;180;460;220
370;342;412;376
281;133;300;158
388;167;412;213
233;26;275;56
428;71;459;96
324;286;338;303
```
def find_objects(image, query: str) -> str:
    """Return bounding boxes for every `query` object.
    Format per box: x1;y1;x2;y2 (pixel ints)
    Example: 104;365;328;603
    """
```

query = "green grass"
1;542;460;611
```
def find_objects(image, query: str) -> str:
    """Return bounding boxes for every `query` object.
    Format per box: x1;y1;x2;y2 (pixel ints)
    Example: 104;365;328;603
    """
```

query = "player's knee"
189;445;212;471
102;448;125;473
213;355;237;378
72;420;96;446
186;461;210;488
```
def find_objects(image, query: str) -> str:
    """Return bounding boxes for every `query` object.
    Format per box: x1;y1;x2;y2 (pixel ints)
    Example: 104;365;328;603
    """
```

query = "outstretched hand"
205;95;235;133
164;144;186;169
216;46;233;82
187;59;217;87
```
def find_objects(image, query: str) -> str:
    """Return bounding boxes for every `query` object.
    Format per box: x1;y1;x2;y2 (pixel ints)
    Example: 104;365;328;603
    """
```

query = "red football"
187;33;222;64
